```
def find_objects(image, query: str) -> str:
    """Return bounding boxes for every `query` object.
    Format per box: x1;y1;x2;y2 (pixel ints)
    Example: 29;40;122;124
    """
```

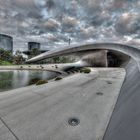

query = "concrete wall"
81;50;108;67
103;59;140;140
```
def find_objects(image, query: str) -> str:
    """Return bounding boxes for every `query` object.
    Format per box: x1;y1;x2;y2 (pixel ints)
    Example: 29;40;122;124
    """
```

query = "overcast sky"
0;0;140;51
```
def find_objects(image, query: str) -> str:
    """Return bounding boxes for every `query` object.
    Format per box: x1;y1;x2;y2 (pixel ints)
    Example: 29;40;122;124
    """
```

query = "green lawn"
0;60;13;65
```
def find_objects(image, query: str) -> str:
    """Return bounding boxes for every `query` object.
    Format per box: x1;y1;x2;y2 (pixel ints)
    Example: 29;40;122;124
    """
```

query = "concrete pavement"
0;68;126;140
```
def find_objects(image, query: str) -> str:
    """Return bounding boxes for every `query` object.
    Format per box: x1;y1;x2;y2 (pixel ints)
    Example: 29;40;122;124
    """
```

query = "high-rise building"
28;42;41;51
0;34;13;53
23;42;48;57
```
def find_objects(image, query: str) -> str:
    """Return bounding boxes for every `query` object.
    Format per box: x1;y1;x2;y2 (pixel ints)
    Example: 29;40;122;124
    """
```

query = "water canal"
0;70;58;92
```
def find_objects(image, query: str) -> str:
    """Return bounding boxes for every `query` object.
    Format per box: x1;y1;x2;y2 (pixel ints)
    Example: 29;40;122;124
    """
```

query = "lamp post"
68;38;71;46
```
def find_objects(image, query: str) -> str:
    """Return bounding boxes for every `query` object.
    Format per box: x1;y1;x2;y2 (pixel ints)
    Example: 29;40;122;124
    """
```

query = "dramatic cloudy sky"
0;0;140;51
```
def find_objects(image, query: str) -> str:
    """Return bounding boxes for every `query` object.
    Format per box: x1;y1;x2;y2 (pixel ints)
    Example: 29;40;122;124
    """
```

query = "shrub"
80;68;91;74
0;60;12;65
55;77;63;81
55;65;58;69
36;80;48;85
29;78;41;85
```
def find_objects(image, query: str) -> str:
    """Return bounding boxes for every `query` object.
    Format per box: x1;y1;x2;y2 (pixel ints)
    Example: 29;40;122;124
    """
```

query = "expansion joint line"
0;116;20;140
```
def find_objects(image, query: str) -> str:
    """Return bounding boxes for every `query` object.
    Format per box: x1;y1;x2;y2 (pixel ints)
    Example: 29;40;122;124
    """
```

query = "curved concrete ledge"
27;42;140;70
27;42;140;63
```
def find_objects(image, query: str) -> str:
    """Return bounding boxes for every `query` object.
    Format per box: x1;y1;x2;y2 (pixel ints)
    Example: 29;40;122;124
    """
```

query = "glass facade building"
0;34;13;52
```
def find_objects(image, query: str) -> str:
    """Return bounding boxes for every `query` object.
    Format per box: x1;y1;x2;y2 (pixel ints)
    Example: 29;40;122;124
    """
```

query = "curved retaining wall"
103;59;140;140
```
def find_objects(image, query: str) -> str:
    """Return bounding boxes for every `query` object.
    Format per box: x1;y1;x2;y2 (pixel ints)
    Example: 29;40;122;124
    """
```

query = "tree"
0;48;13;64
13;50;25;65
29;48;41;59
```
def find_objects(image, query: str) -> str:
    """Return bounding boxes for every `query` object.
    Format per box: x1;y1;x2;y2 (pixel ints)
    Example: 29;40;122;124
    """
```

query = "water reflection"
0;70;58;92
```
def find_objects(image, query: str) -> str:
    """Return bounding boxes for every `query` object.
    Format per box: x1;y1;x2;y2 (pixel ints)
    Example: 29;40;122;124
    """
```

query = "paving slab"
0;119;16;140
0;68;126;140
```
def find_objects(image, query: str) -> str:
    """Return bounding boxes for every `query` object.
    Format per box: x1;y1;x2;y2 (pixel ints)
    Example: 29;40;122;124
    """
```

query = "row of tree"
0;48;25;65
0;48;76;65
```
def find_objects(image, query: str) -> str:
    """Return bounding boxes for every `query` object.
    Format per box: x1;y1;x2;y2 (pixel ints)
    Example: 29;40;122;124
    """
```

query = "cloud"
115;12;140;35
88;11;110;27
46;33;60;42
62;16;79;27
61;16;80;33
80;27;95;39
43;18;61;32
0;0;140;51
